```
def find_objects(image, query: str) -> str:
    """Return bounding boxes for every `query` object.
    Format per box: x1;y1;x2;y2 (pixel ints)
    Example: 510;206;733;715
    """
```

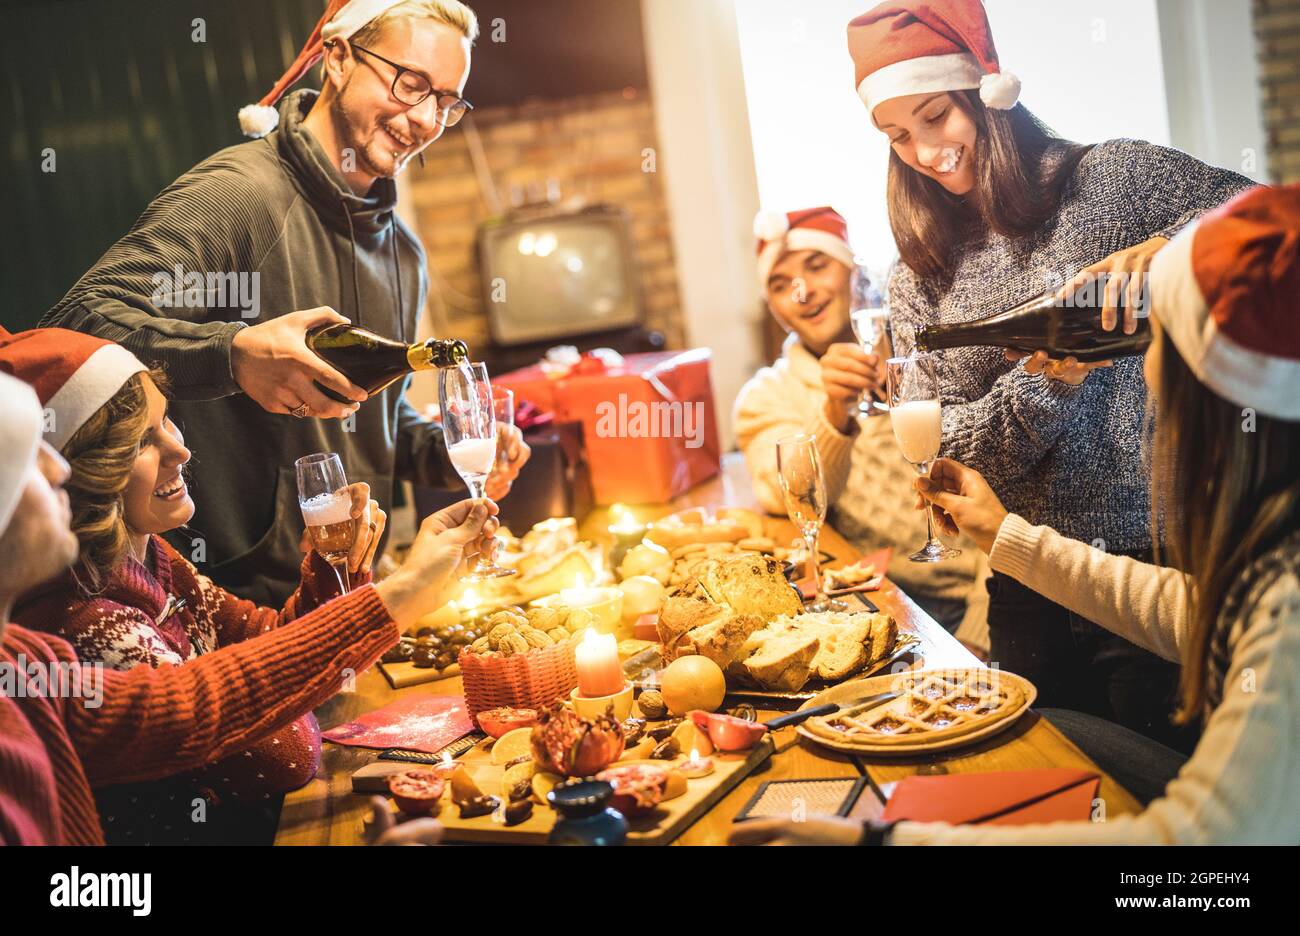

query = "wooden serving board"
368;732;774;845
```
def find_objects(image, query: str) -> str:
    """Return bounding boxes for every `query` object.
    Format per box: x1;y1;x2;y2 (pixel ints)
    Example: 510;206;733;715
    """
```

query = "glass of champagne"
885;355;961;563
775;434;847;613
492;386;515;474
849;266;892;418
438;362;515;580
295;452;356;593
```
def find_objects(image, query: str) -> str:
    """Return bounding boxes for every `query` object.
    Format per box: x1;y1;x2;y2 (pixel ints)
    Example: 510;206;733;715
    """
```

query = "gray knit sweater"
888;139;1254;552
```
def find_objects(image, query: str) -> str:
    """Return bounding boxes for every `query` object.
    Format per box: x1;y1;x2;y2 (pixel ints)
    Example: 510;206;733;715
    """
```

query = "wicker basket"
459;639;579;720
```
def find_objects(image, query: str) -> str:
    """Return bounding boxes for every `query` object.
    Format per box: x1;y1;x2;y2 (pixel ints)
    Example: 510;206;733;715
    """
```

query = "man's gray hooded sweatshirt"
42;90;462;605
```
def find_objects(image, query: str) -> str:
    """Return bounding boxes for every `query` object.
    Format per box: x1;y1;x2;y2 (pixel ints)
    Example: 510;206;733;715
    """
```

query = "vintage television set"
475;205;662;371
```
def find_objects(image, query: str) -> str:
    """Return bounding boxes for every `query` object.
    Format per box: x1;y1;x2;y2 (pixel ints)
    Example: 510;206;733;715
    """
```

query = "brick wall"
404;88;686;353
1255;0;1300;182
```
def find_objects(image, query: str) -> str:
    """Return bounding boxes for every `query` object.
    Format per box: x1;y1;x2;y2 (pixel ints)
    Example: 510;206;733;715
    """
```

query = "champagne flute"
775;434;847;612
885;355;961;563
492;386;515;473
438;362;516;579
295;452;356;593
849;266;892;418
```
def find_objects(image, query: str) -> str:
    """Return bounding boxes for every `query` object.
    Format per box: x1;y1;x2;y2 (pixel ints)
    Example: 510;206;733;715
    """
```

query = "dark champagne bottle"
305;324;469;403
914;282;1152;363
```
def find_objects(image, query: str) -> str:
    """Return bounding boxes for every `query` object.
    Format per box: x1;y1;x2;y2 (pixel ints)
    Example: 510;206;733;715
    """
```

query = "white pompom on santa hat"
0;328;148;452
1148;183;1300;422
754;206;857;290
847;0;1021;115
238;0;411;138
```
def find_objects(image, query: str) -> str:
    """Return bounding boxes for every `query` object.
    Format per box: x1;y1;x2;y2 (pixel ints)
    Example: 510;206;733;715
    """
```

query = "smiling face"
765;249;854;355
323;17;472;185
873;91;978;196
121;376;194;538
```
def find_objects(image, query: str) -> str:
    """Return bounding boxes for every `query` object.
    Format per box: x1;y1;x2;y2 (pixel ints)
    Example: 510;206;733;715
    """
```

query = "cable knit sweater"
0;585;397;845
734;332;985;608
888;139;1254;552
13;536;371;843
892;520;1299;845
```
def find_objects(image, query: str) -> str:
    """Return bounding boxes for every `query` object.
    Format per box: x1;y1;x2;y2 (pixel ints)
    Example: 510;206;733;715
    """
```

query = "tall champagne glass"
849;266;892;418
438;362;515;579
776;434;847;612
296;452;356;593
886;355;961;563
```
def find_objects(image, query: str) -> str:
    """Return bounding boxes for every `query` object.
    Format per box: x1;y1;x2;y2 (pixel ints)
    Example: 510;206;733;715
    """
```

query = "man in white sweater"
733;206;986;639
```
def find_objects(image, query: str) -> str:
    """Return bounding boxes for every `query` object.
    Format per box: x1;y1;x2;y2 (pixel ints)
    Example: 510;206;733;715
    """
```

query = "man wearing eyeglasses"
39;0;529;605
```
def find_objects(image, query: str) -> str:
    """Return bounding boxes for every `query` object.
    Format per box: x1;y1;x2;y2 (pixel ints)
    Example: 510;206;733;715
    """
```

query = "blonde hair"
351;0;480;47
61;368;169;595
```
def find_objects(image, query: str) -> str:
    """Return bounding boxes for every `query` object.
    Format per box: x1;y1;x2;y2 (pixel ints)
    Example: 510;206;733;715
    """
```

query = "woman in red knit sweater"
3;328;403;842
0;367;494;845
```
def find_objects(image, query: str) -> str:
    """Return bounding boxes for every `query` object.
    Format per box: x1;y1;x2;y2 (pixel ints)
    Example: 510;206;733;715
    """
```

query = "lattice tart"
802;669;1027;748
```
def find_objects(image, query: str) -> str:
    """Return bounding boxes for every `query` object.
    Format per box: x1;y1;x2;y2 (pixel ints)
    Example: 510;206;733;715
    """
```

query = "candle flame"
689;748;700;763
440;751;453;766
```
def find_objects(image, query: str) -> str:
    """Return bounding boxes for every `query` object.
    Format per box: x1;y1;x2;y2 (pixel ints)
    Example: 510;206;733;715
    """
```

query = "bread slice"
657;595;728;660
706;555;803;620
678;611;767;672
864;613;899;667
742;629;820;692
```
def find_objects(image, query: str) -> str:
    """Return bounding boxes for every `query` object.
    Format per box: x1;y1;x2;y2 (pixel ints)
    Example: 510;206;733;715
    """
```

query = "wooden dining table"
275;453;1140;845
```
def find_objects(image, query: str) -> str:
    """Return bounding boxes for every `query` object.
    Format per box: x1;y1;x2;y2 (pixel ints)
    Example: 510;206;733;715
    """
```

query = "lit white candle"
574;628;624;698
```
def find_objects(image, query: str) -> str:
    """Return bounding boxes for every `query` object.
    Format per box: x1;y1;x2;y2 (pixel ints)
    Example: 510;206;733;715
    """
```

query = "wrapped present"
498;349;721;504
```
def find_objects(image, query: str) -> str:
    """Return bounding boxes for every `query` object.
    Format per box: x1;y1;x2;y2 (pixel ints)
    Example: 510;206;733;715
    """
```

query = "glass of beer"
886;354;961;563
438;362;516;580
295;452;357;593
776;434;846;612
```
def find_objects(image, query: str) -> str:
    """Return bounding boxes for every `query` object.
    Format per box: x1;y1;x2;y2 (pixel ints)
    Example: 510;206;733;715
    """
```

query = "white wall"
641;0;765;451
733;0;1176;275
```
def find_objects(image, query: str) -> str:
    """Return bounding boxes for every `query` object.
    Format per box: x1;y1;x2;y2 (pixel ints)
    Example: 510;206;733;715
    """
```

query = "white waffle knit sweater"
734;333;985;612
891;517;1300;845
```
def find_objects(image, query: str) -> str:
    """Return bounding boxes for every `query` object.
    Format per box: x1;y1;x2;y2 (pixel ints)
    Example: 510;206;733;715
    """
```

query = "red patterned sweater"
0;583;397;845
11;537;372;841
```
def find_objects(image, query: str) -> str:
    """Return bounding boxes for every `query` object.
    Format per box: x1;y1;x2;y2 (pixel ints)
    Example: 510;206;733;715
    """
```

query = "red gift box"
498;350;721;504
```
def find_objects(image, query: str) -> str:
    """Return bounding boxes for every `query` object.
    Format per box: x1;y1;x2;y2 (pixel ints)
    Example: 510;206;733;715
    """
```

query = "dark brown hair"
1149;329;1300;723
61;367;170;595
886;90;1093;287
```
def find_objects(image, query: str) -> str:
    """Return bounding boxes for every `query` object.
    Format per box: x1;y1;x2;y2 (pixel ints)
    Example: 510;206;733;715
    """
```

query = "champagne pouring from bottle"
438;362;516;580
305;323;469;403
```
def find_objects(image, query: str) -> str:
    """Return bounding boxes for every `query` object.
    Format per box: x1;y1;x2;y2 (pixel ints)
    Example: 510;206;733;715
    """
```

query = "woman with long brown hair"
731;183;1300;845
842;0;1254;747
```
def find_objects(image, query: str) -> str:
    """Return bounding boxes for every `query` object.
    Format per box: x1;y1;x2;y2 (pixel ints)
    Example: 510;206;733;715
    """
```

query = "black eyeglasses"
348;43;473;127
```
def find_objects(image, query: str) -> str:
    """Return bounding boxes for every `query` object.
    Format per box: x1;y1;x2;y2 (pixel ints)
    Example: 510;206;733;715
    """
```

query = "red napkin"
882;768;1100;826
322;695;475;754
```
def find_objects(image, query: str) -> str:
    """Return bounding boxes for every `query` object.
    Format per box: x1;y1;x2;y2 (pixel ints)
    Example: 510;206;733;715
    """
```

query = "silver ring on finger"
290;402;311;418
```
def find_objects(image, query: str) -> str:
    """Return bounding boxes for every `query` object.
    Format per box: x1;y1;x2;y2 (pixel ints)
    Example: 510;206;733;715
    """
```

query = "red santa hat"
754;206;857;291
0;371;43;538
0;329;148;452
847;0;1020;115
238;0;412;138
1148;184;1300;422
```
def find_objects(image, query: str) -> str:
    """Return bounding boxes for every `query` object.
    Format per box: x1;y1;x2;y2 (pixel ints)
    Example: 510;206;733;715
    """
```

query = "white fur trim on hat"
0;372;42;538
857;52;984;113
979;71;1021;109
758;229;858;291
1149;221;1300;421
321;0;407;41
44;343;149;452
239;104;281;139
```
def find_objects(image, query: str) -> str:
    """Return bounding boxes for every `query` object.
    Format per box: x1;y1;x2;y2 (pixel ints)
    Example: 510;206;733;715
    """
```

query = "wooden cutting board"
357;733;774;845
377;659;461;690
